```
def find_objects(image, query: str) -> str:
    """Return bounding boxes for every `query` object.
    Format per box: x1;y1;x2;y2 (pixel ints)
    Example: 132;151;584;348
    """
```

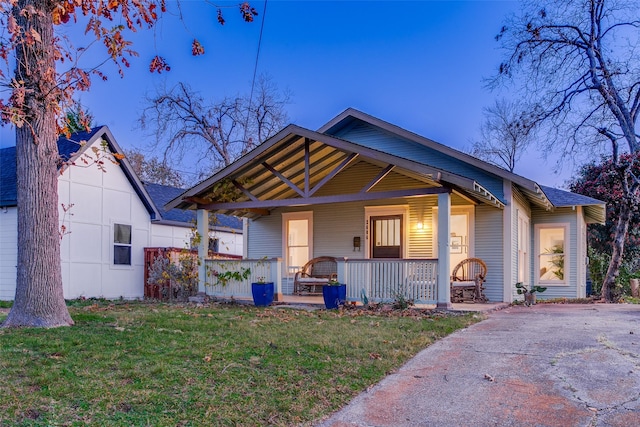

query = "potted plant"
251;276;275;307
322;279;346;309
515;282;547;306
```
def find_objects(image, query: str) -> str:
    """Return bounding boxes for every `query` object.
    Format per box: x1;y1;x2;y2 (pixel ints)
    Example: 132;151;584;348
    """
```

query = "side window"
537;225;567;284
208;238;219;253
114;223;132;265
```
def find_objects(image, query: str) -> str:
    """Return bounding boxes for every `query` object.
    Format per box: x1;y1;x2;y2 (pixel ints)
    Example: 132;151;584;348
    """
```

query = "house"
165;108;605;307
0;126;243;301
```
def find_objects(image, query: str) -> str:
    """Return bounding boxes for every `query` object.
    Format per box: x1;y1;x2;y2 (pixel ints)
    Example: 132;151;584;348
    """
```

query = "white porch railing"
340;259;439;305
204;258;282;299
203;257;438;305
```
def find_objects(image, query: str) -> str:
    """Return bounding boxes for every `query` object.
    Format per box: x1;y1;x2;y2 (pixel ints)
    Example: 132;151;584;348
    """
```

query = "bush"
588;247;640;299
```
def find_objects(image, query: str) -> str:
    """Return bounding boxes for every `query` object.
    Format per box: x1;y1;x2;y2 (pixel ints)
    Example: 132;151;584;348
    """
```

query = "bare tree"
493;0;640;301
470;99;537;172
139;74;290;175
125;149;185;188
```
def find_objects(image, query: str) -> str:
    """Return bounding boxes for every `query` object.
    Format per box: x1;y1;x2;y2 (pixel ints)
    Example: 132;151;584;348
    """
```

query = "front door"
371;215;402;258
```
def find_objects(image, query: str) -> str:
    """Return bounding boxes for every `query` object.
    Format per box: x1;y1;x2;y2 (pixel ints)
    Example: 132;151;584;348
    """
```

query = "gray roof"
1;128;242;230
1;128;104;206
144;182;242;230
540;185;605;207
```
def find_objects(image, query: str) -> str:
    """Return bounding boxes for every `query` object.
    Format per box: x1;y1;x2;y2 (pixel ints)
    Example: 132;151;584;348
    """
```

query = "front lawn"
0;302;481;426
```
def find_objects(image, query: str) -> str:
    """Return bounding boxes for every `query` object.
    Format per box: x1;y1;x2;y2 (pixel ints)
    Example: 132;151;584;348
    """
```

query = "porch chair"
450;257;488;303
293;256;338;295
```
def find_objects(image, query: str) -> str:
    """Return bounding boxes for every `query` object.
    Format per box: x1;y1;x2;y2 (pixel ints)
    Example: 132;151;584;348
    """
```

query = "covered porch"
166;124;506;308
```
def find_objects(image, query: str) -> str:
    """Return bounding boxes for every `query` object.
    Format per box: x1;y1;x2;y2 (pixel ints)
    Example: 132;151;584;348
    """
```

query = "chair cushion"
452;281;476;287
297;278;329;283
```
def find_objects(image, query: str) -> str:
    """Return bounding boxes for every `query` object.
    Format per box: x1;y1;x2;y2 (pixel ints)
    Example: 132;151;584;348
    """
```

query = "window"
208;238;219;253
282;212;313;275
113;223;132;265
536;224;567;284
517;212;530;284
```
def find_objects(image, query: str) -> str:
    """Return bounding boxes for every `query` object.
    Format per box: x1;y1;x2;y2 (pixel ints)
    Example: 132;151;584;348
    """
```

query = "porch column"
197;209;209;295
437;192;452;309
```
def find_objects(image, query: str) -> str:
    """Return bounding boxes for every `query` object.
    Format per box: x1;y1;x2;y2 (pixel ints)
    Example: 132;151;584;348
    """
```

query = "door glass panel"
287;219;309;272
372;216;402;258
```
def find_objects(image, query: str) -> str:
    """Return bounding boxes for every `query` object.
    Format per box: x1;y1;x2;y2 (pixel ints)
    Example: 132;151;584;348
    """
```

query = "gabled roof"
165;108;606;224
320;108;555;211
165;124;507;217
144;182;242;230
539;185;606;224
0;127;160;220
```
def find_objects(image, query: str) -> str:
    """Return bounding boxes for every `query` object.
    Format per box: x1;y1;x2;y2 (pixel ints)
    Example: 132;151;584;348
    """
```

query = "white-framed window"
113;223;132;265
282;211;313;275
517;211;530;285
535;223;568;285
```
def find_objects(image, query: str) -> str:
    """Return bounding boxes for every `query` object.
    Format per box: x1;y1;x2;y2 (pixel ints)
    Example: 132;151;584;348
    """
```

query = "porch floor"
221;294;509;313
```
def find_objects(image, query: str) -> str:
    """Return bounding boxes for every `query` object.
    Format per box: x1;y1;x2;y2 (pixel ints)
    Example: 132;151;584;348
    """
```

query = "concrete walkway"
317;304;640;427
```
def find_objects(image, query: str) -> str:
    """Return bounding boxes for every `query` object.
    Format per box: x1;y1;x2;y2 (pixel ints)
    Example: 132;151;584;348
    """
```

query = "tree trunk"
2;0;73;328
600;201;631;302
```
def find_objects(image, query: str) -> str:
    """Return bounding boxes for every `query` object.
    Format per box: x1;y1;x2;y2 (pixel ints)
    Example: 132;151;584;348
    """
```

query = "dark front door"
371;215;402;258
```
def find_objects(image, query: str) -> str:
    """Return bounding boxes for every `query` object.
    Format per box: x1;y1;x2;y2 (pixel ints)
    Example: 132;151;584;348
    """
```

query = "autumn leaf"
192;39;205;56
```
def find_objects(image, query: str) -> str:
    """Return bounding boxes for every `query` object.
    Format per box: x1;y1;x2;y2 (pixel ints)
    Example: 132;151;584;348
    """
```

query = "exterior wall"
329;121;505;201
0;207;17;300
475;204;504;302
512;188;532;302
531;206;579;299
151;223;193;249
58;144;151;300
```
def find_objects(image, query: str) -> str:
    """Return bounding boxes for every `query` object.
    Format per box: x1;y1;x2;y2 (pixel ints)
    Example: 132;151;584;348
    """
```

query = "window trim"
534;223;569;287
517;210;530;286
364;205;409;259
282;211;313;276
112;222;132;267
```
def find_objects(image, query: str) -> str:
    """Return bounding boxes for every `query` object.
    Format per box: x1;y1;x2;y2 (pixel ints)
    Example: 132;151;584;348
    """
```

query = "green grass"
0;302;481;426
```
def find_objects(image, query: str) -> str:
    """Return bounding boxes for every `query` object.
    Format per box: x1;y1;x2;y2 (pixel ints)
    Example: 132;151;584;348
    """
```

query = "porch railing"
204;258;282;299
341;259;438;305
203;257;438;305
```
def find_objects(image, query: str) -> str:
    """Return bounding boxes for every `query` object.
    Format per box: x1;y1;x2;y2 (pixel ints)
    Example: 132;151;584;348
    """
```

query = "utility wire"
243;0;268;144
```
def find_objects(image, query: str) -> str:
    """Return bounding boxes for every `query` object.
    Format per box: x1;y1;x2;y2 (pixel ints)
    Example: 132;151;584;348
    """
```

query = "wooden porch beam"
308;152;359;197
199;186;451;210
232;180;259;202
360;164;395;193
262;161;305;197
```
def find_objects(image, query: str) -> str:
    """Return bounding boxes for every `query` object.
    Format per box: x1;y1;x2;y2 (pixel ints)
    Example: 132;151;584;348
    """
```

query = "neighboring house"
166;108;605;306
0;126;242;301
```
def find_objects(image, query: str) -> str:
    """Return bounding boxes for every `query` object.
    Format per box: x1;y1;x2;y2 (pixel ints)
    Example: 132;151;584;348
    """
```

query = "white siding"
0;207;17;300
58;142;151;299
150;223;193;249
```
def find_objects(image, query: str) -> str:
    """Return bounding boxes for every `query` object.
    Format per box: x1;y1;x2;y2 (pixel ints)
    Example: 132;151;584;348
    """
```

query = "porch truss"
170;125;504;217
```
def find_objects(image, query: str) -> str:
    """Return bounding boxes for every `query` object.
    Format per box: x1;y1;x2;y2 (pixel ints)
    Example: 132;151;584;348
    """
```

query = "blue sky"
0;0;571;187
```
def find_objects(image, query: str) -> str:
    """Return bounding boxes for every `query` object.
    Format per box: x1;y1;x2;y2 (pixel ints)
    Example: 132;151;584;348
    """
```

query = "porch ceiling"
166;125;505;218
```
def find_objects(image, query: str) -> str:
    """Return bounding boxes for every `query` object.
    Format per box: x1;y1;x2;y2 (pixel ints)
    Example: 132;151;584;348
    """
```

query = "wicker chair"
293;256;338;295
450;258;488;303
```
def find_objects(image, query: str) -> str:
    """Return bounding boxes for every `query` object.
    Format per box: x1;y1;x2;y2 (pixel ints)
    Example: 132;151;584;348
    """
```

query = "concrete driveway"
317;304;640;427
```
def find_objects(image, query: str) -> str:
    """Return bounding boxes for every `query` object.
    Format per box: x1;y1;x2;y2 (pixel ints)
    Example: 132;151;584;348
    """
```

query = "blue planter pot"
251;282;274;306
322;284;346;309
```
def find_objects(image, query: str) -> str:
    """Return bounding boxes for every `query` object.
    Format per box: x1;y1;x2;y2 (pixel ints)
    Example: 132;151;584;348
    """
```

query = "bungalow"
0;126;242;301
165;108;605;307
